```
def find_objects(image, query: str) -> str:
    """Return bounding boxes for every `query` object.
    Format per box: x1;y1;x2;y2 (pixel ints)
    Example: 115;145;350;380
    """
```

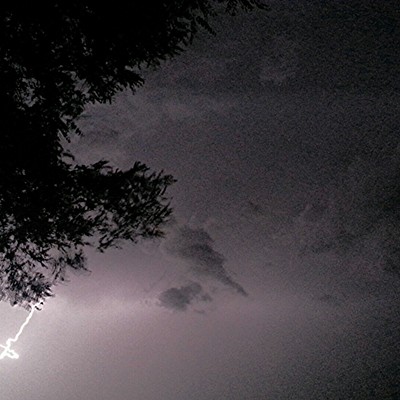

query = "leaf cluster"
0;160;175;308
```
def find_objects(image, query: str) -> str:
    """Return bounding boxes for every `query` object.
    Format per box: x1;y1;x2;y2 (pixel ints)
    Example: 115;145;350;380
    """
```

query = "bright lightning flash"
0;304;41;360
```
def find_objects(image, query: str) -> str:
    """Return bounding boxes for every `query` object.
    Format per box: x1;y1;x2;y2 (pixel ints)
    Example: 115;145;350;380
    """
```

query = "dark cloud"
158;282;211;311
144;1;400;97
164;225;248;296
289;145;400;278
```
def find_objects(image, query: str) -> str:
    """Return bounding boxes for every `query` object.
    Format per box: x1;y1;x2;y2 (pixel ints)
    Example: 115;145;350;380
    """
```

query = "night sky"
1;2;400;399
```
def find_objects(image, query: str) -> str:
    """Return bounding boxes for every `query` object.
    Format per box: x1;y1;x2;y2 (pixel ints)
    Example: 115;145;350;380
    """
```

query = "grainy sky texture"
1;1;400;399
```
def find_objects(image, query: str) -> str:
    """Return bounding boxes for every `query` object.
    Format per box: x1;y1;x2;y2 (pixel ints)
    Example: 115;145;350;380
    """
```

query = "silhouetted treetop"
0;1;267;308
1;0;267;178
1;1;267;130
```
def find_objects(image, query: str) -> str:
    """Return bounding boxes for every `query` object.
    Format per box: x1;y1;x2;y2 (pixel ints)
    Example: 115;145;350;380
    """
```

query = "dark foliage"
0;1;267;308
0;160;175;308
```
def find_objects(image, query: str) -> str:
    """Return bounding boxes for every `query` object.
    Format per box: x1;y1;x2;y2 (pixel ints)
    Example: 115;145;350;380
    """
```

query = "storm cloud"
158;282;211;311
288;145;400;278
164;225;248;296
7;3;398;400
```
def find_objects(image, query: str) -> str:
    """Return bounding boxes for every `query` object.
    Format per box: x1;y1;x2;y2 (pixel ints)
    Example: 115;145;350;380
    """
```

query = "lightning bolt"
0;303;41;360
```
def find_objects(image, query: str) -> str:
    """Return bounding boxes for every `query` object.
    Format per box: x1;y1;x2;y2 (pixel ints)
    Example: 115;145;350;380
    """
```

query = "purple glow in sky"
1;2;399;399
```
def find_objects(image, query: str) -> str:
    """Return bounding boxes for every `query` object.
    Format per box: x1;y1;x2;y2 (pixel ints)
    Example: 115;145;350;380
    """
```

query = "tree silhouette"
0;1;267;308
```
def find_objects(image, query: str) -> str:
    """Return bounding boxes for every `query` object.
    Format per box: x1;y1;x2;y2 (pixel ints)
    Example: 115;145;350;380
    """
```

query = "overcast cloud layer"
1;2;400;399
